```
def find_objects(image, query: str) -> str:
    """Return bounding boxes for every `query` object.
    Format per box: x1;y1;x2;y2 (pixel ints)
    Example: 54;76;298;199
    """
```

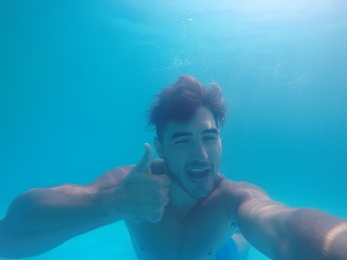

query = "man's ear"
154;137;164;159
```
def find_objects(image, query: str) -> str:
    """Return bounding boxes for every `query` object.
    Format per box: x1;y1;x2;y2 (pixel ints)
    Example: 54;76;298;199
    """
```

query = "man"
0;75;346;260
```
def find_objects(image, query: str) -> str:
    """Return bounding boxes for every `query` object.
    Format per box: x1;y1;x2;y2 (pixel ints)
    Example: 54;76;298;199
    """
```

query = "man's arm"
225;181;347;260
0;168;128;258
0;144;170;259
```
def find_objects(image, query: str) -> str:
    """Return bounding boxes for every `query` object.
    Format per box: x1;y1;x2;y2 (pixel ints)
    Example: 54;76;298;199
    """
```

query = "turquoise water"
1;0;346;259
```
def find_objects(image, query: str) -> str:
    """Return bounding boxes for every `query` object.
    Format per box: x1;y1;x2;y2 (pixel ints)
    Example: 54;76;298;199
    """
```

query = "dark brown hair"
147;75;226;140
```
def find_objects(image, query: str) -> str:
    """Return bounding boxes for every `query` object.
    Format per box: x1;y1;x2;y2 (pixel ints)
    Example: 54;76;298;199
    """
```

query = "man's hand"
117;143;171;223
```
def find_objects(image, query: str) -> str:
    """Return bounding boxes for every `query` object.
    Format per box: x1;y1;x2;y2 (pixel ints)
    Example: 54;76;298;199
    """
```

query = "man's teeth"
190;169;205;172
188;169;208;178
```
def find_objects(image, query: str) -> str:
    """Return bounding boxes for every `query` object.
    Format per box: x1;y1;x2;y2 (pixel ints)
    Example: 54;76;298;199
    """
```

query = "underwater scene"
1;0;347;259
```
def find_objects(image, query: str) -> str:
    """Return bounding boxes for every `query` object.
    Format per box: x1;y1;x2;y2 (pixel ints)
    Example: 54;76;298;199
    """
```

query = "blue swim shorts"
215;239;238;260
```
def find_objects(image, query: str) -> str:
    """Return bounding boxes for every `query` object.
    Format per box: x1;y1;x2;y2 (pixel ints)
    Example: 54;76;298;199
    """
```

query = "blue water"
1;0;346;259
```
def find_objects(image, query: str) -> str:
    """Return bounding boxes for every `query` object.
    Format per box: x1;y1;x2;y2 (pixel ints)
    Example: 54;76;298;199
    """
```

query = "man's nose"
191;141;208;161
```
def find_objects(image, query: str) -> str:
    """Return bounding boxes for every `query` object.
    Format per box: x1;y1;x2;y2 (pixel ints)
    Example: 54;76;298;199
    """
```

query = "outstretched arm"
0;168;127;258
225;181;347;260
0;144;170;259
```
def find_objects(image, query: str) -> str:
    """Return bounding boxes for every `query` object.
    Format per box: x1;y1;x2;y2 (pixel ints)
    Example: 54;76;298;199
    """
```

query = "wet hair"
147;75;226;140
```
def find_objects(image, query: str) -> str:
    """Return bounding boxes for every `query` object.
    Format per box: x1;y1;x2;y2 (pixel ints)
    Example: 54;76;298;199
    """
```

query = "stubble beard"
164;161;215;199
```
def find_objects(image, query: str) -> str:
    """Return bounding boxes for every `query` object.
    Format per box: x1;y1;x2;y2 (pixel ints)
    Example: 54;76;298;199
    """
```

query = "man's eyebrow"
170;128;219;140
170;132;192;140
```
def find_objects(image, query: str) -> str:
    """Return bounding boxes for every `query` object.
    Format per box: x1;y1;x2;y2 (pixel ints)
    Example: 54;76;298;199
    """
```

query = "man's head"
148;75;226;141
147;75;226;199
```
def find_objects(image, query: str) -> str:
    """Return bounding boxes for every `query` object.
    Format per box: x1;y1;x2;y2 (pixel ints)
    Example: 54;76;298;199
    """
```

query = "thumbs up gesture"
118;143;171;223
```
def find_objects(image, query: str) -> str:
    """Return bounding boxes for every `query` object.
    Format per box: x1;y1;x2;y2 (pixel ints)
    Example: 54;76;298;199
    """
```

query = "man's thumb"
133;143;154;173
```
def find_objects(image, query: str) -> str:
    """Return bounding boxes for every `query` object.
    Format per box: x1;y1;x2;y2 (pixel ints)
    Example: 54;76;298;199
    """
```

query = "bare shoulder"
217;175;268;197
90;165;134;190
90;159;164;190
215;176;271;214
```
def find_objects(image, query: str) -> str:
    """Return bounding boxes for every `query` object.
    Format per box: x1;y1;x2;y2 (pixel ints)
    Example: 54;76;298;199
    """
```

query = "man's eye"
175;139;189;144
204;135;217;139
204;135;218;140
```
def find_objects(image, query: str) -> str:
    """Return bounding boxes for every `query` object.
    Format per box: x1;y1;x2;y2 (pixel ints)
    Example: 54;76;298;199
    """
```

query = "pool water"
1;0;346;259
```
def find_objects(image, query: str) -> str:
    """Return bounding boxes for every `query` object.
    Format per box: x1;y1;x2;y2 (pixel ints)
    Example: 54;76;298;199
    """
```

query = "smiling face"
154;106;222;199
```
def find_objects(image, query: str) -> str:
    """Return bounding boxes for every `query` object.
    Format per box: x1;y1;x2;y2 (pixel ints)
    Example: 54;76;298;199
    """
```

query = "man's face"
155;106;222;199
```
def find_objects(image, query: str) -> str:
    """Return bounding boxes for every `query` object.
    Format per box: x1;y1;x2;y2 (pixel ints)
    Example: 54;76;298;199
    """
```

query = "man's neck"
167;177;200;220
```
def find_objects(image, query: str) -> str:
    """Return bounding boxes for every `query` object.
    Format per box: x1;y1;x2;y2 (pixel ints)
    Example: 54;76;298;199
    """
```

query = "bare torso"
125;175;237;260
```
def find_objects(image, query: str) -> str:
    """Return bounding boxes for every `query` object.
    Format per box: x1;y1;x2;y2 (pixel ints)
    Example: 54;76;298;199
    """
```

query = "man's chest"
125;199;235;259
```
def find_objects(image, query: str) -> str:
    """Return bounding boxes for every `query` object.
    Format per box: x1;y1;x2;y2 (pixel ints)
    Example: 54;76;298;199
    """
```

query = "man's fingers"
134;143;154;173
155;175;171;187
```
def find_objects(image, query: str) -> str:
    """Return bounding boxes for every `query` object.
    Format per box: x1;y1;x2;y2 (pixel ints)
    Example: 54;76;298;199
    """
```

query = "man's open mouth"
187;168;209;182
